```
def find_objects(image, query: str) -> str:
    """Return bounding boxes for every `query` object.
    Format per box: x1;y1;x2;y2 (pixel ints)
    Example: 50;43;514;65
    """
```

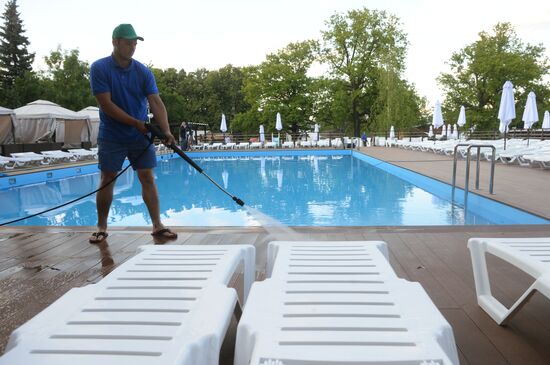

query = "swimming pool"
1;150;547;226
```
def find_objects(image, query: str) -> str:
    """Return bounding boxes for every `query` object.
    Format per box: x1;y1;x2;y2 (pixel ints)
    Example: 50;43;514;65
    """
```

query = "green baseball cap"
112;24;144;41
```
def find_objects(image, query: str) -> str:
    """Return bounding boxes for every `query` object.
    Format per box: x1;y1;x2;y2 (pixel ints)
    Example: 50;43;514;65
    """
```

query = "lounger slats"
0;244;255;365
236;241;459;365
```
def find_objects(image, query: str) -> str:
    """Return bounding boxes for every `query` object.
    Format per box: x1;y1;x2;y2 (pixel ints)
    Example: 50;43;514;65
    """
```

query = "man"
89;23;177;243
179;121;189;150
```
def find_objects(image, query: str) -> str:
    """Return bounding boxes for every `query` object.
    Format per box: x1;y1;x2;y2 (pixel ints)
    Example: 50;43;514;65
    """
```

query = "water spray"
145;123;245;206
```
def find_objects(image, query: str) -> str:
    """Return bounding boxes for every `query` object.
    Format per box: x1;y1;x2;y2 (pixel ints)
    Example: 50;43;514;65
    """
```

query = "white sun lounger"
40;150;78;163
68;148;97;160
249;142;263;149
236;142;250;149
235;241;459;365
468;237;550;325
11;152;50;165
222;142;237;149
282;141;294;148
0;244;255;365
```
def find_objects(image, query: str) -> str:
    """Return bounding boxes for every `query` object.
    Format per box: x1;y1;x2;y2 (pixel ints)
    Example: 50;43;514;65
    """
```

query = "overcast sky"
15;0;550;106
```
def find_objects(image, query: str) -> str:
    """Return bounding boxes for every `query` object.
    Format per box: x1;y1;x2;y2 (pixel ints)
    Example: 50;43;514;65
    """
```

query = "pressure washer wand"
145;123;245;206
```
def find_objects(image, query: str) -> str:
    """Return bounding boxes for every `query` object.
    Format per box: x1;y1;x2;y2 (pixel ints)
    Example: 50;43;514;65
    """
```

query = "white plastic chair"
1;244;255;365
468;237;550;325
235;241;459;365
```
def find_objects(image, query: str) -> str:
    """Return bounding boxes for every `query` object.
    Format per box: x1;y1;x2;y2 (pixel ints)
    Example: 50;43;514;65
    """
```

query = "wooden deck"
1;146;550;364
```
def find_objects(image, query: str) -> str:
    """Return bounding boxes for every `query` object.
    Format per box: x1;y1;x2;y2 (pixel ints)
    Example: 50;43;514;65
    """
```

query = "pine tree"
0;0;34;88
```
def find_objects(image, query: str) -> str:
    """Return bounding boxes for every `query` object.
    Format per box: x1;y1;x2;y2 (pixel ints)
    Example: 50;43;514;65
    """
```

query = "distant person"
89;23;178;243
361;132;367;146
180;121;190;150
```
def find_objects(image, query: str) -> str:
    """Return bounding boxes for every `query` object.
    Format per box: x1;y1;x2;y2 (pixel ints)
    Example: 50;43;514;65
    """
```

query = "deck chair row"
1;241;460;365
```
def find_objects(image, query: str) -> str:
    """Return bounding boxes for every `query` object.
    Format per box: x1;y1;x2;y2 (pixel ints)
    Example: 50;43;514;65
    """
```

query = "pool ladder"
452;144;496;200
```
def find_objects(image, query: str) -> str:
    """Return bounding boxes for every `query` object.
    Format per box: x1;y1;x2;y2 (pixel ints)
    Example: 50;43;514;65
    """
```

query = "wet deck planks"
1;225;550;364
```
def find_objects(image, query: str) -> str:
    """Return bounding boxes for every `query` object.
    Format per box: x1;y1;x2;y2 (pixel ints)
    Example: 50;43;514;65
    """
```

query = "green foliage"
438;23;550;131
0;0;35;106
41;47;96;110
235;40;318;135
371;68;426;133
320;8;408;136
2;4;547;140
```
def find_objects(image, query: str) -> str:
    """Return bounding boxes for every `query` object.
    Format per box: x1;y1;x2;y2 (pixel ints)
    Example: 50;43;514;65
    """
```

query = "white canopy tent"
0;106;16;144
14;100;91;148
77;106;100;146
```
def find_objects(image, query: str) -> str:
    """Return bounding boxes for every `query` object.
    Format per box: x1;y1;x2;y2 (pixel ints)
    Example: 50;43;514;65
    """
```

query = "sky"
13;0;550;107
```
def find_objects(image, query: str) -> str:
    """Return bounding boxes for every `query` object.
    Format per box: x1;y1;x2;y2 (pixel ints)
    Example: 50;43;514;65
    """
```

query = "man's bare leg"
137;168;176;238
90;170;117;242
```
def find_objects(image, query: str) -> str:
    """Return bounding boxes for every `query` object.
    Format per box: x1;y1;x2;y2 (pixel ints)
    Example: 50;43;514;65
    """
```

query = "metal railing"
452;144;496;200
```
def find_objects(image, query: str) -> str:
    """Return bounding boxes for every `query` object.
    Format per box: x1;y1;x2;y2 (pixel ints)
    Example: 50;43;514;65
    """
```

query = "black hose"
145;123;245;206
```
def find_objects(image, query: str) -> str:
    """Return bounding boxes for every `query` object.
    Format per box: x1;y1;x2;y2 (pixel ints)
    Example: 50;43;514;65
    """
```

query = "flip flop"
89;231;108;244
151;228;178;239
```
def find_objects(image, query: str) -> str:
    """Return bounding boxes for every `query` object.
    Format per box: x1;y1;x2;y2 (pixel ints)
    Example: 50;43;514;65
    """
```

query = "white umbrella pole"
504;129;507;150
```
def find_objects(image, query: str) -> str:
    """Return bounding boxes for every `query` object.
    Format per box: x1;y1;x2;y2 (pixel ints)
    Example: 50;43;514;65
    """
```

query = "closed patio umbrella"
522;91;538;129
542;111;550;129
220;114;227;141
432;101;444;130
275;112;282;142
259;124;265;143
389;125;395;139
522;91;538;146
314;123;319;141
457;105;466;139
498;81;515;149
220;114;227;132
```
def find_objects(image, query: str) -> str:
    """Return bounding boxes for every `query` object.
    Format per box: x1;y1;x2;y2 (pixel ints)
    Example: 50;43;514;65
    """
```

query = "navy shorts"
98;139;157;172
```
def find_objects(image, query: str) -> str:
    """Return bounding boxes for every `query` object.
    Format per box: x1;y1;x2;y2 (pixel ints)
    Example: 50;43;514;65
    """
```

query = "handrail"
452;144;496;201
465;145;496;198
452;143;472;192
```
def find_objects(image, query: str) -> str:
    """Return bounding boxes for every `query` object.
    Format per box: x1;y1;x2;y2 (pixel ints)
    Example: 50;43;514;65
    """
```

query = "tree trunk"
352;99;360;137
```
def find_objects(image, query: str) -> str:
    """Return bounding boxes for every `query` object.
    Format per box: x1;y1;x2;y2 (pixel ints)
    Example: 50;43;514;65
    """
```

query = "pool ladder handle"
452;144;496;200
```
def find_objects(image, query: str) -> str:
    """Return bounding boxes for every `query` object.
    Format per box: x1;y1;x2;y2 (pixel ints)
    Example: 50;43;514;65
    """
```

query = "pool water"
1;153;547;226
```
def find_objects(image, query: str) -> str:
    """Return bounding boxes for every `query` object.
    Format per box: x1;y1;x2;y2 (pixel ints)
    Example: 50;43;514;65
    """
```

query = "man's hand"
135;120;149;134
162;131;176;146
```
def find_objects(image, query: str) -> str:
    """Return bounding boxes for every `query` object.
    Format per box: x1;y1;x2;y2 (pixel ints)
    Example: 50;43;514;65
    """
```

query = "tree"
0;0;35;106
320;8;408;136
371;68;426;133
152;67;187;126
235;40;318;135
203;64;248;132
438;23;550;131
41;47;95;110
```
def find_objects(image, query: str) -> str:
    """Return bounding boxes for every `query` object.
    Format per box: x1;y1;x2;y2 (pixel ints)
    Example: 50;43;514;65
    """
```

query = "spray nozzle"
233;196;245;206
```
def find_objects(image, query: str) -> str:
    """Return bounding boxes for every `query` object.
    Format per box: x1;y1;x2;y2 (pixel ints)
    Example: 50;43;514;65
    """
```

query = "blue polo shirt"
90;55;158;143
